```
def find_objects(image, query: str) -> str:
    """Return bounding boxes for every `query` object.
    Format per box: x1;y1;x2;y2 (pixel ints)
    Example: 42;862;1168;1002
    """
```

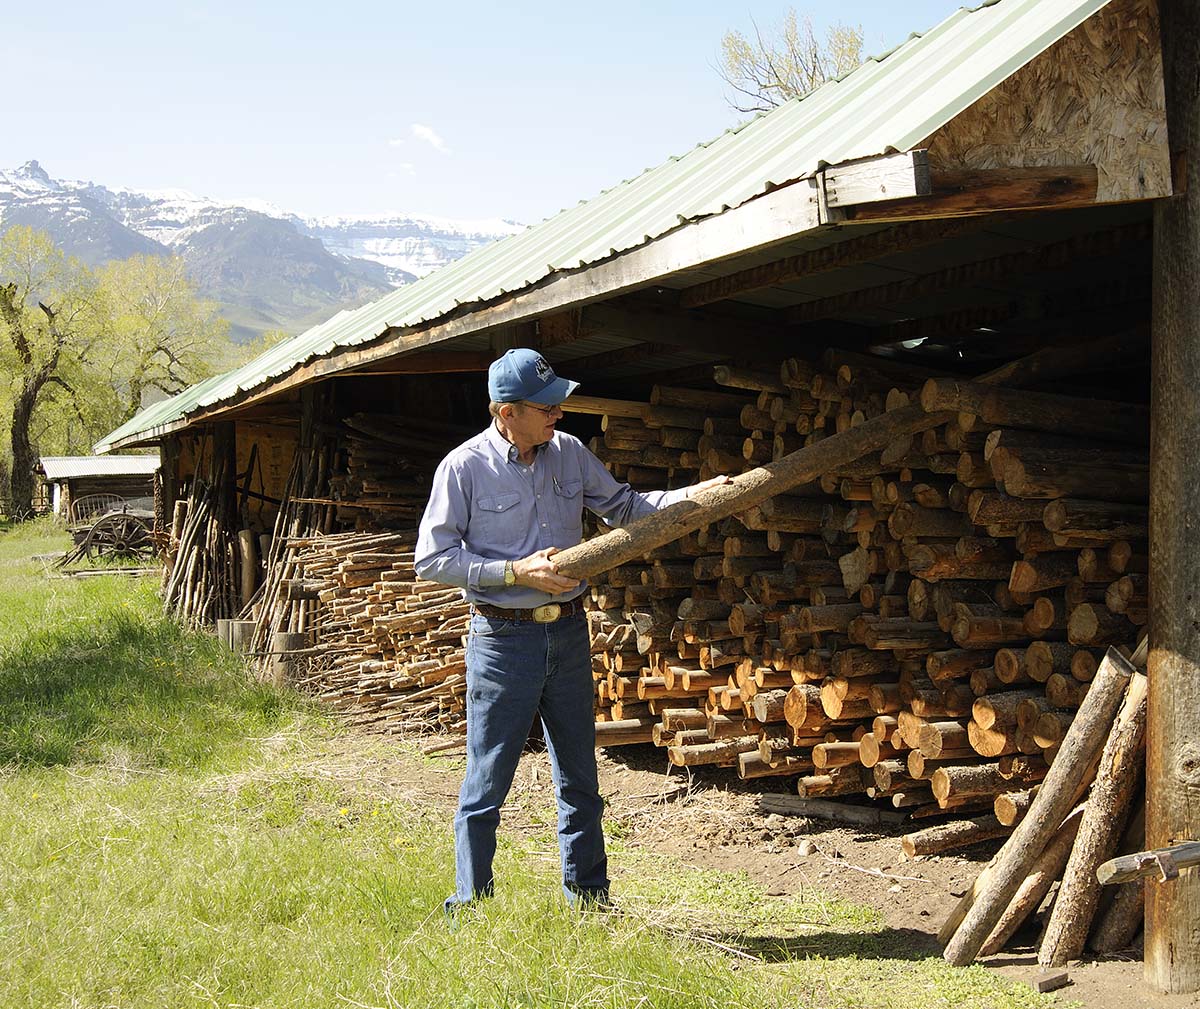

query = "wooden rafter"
549;341;685;375
581;301;796;359
677;216;1001;309
787;221;1151;324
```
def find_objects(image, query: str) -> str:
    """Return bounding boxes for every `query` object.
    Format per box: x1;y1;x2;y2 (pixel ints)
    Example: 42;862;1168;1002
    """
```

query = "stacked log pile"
584;349;1149;843
278;529;470;735
246;409;463;666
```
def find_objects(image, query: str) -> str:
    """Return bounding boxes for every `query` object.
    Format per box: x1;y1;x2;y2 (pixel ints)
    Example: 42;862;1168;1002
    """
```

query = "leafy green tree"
719;9;863;114
0;230;228;517
93;254;225;423
0;227;98;516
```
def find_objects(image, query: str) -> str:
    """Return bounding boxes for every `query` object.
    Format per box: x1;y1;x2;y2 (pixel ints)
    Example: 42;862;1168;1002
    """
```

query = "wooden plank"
844;165;1100;224
1098;841;1200;885
822;150;931;207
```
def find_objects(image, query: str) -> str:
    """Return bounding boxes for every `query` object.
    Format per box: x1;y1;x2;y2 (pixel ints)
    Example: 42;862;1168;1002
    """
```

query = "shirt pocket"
551;479;583;537
473;492;525;545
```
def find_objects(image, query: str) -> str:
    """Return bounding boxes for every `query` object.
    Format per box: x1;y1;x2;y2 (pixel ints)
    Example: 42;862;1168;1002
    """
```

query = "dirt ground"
385;734;1200;1009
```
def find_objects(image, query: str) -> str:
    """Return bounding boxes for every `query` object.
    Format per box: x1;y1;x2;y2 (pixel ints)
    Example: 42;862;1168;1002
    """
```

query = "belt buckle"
532;603;561;623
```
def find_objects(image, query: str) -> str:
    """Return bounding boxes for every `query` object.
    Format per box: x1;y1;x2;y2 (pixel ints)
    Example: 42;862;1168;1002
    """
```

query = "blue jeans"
446;610;608;911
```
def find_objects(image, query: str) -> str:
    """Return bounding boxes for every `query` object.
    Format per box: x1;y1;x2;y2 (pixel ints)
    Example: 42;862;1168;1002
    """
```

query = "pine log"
902;815;1011;858
918;378;1150;446
1038;672;1148;968
942;647;1135;966
1089;802;1146;954
594;718;656;746
978;805;1086;956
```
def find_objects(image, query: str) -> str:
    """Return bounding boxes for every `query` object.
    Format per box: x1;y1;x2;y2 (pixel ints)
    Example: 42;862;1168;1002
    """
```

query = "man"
415;348;726;913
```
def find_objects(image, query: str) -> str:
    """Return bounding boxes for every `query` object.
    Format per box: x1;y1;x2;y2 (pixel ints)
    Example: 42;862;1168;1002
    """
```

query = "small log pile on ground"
583;344;1149;843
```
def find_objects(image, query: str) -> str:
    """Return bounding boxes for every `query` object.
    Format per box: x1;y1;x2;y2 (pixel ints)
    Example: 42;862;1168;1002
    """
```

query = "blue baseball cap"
487;348;580;405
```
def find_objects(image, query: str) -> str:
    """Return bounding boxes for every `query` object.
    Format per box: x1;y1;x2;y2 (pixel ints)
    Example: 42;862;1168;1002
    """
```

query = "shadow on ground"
0;605;289;768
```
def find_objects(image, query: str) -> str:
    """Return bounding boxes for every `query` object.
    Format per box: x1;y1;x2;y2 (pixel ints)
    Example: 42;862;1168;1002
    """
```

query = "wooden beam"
787;221;1150;324
677;216;999;309
341;350;494;374
820;150;931;208
843;165;1099;224
551;341;686;375
1147;0;1200;992
581;301;796;359
857;303;1020;348
534;308;585;351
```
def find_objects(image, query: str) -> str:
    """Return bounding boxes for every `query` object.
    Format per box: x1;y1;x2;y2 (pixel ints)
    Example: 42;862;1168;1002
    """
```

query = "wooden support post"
1148;0;1200;991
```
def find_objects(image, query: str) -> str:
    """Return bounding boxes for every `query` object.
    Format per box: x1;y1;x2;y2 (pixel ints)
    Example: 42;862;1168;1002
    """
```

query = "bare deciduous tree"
719;9;863;114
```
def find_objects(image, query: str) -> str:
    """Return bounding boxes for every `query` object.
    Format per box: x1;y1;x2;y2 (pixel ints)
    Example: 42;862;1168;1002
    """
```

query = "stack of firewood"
329;412;476;529
583;347;1148;839
271;528;470;734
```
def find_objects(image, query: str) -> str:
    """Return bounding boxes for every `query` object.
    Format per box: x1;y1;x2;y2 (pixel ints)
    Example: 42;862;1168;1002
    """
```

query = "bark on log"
942;647;1135;966
978;805;1086;956
1038;672;1148;968
902;815;1010;858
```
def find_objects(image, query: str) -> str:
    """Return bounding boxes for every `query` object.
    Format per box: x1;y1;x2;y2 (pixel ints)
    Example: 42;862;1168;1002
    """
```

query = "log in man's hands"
513;547;580;594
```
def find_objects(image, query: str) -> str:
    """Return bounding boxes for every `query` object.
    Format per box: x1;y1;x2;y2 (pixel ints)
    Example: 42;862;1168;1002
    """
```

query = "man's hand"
512;547;581;594
687;474;733;499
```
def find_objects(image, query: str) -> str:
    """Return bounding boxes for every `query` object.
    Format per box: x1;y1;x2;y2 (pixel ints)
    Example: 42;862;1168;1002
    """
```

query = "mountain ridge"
0;161;524;342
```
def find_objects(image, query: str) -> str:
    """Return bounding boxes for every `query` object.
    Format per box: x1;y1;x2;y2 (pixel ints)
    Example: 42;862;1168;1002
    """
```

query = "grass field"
0;518;1063;1008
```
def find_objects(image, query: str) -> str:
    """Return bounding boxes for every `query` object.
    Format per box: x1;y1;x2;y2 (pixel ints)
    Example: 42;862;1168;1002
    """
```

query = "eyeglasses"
521;401;562;417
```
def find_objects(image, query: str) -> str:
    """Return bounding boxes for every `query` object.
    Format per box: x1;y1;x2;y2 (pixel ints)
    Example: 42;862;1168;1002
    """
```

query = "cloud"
387;138;406;148
410;123;450;154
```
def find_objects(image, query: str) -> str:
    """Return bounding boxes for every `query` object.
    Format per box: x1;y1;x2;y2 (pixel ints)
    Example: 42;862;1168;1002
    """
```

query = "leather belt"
472;598;586;624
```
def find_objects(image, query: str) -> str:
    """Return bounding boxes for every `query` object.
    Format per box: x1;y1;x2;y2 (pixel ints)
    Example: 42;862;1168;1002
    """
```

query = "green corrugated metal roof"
97;0;1114;453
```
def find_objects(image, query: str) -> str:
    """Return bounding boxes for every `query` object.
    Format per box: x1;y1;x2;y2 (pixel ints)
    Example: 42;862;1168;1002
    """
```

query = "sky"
4;0;965;225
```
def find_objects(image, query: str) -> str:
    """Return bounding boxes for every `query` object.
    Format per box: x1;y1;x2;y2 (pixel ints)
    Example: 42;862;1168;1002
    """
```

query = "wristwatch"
504;560;517;586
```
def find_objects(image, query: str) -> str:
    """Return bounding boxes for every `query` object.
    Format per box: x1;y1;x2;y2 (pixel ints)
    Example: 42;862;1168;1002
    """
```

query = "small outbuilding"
35;455;159;521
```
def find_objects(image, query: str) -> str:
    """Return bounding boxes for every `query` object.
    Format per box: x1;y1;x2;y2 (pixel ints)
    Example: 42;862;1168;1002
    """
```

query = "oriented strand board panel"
922;0;1170;204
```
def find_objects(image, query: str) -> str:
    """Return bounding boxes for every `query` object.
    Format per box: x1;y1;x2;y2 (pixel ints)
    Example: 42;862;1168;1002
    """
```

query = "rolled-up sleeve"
577;441;689;527
414;456;507;590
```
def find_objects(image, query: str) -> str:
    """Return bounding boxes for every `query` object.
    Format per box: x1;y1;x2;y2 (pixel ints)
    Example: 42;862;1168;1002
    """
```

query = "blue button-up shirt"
414;422;689;607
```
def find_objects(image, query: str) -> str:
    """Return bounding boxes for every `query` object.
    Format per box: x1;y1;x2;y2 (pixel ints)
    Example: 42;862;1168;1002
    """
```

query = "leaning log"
942;647;1135;966
1038;672;1148;967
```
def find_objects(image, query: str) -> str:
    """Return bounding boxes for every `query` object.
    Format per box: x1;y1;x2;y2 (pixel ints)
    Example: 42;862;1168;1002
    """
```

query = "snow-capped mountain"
0;161;524;341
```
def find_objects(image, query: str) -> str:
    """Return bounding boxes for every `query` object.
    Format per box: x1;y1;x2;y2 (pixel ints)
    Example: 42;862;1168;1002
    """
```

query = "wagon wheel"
84;513;155;562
